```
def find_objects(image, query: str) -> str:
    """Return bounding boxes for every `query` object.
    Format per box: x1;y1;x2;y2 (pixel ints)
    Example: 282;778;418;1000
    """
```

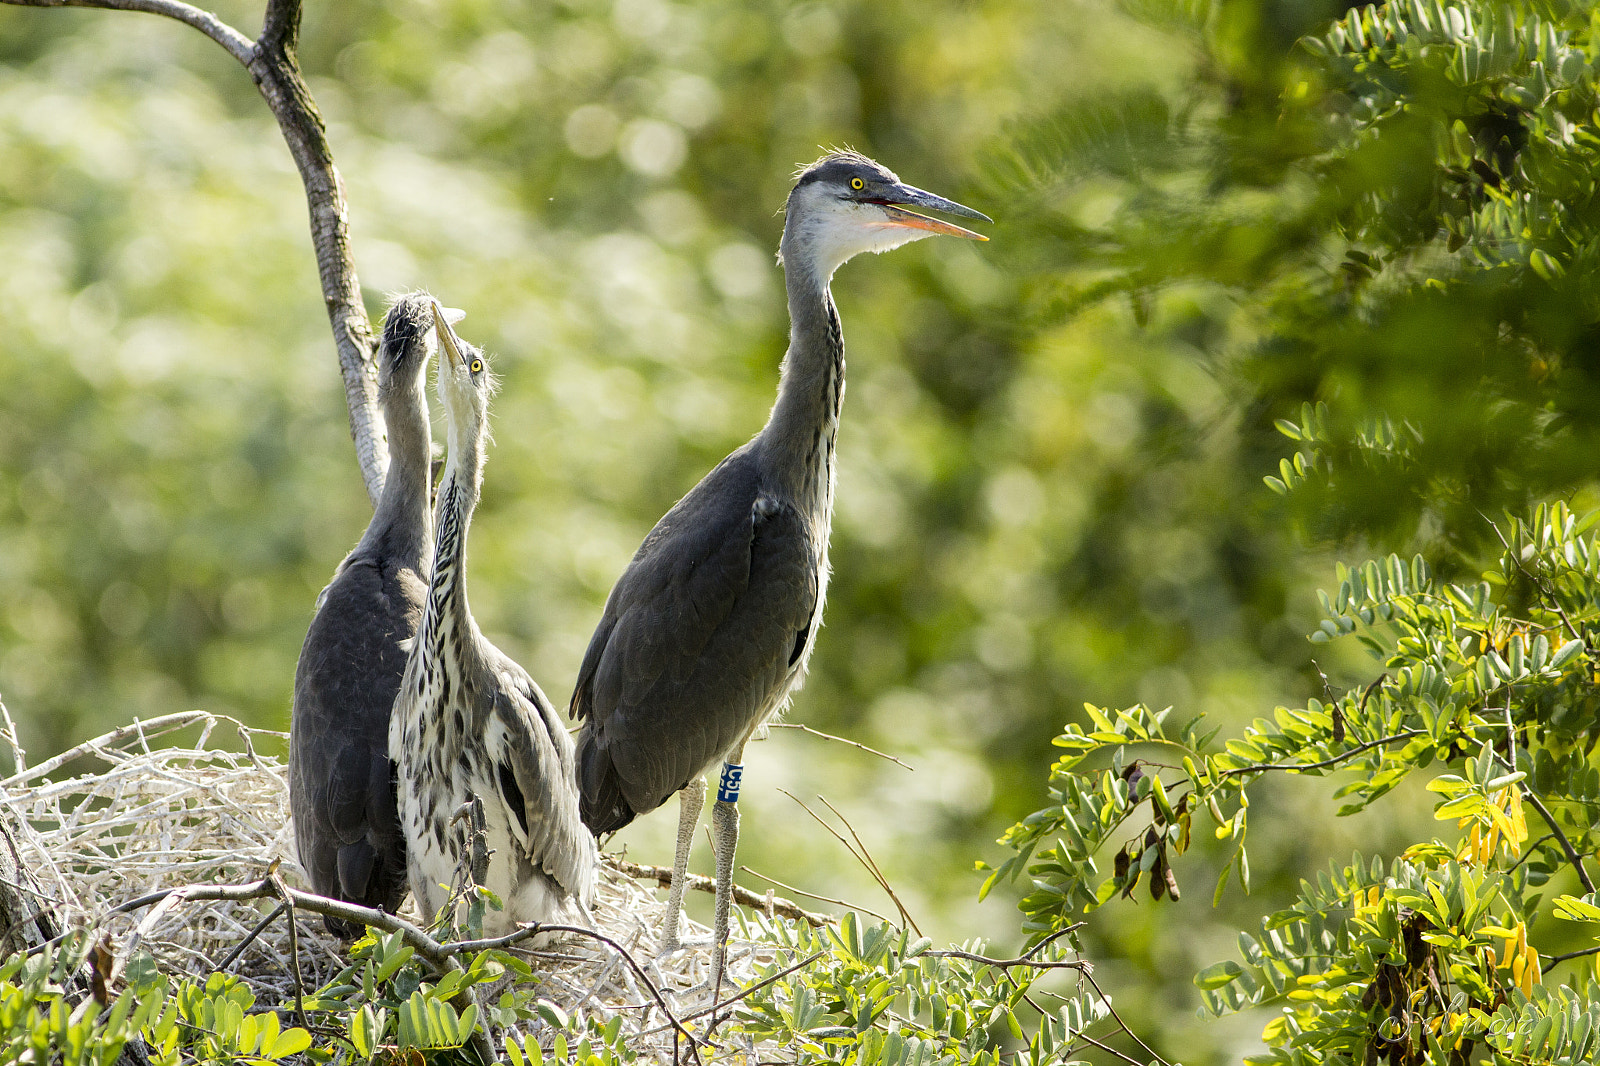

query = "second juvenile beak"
431;302;466;369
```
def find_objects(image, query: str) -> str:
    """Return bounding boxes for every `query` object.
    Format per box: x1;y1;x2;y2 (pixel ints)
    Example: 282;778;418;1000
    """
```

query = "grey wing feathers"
573;453;817;829
290;555;422;934
490;659;596;901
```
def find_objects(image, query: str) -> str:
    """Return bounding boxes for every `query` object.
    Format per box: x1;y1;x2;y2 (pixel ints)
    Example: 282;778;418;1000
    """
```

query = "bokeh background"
5;0;1582;1061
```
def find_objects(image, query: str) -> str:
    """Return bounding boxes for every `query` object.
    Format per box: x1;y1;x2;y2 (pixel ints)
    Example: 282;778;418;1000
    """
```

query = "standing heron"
290;293;442;938
571;151;989;976
391;304;596;936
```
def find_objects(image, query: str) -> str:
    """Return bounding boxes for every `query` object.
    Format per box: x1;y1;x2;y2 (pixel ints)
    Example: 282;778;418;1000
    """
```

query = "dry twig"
737;865;890;924
610;857;831;928
778;789;923;936
765;724;914;771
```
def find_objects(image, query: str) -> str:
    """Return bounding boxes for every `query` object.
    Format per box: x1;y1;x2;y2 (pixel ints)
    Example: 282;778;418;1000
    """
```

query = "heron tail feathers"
576;730;638;835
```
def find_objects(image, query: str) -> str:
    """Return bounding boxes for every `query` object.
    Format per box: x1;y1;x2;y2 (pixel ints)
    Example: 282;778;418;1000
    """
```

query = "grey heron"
390;304;596;937
290;293;439;938
570;150;989;977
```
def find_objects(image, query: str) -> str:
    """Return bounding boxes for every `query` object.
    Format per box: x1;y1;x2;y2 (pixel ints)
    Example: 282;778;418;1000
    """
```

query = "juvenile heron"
290;293;439;938
391;305;596;936
571;151;989;976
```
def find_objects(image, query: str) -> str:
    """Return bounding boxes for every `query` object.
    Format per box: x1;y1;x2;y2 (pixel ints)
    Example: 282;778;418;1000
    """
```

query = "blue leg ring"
717;762;743;803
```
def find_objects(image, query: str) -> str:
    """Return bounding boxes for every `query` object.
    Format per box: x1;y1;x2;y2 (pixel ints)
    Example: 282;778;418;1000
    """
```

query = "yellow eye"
470;359;483;373
850;177;864;190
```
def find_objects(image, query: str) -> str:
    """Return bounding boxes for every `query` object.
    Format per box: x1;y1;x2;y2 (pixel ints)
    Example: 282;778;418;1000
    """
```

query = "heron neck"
761;256;844;506
360;377;433;569
422;422;488;676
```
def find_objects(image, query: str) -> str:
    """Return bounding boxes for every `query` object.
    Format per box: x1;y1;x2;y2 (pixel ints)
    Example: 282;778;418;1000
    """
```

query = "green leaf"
349;1004;375;1059
1195;961;1244;990
266;1027;312;1059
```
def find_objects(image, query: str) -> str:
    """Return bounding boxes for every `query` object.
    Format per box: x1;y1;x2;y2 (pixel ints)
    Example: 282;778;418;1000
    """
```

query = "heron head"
430;302;494;431
781;150;990;281
378;293;459;391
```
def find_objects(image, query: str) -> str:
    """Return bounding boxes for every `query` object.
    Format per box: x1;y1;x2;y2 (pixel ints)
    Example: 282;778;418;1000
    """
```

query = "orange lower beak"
875;204;988;241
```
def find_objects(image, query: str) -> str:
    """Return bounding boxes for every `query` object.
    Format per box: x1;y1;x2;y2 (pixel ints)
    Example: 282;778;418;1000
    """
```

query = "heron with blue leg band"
568;151;991;990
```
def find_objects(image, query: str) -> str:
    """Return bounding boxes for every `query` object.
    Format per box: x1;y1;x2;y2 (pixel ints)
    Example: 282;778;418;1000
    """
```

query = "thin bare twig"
215;902;287;972
0;691;27;777
1078;965;1172;1066
267;871;307;1028
1220;729;1425;778
816;794;922;936
766;724;914;771
681;950;827;1023
1073;1031;1152;1066
0;711;214;788
2;0;252;60
1507;833;1557;874
924;947;1088;972
610;857;831;927
737;864;889;924
1022;924;1085;959
437;921;705;1064
1543;943;1600;969
778;789;922;935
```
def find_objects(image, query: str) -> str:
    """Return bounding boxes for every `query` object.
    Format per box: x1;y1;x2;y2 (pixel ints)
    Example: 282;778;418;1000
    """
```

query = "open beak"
431;301;466;370
875;183;992;241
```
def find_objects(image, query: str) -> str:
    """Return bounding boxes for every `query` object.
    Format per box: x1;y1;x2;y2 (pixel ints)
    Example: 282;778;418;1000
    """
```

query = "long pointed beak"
875;183;992;241
431;301;466;370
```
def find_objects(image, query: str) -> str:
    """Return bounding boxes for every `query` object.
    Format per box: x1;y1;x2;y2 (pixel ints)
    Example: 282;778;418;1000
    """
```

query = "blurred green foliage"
10;0;1600;1060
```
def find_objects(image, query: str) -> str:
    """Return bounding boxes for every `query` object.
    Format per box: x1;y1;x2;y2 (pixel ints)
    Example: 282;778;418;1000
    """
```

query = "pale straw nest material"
0;708;805;1063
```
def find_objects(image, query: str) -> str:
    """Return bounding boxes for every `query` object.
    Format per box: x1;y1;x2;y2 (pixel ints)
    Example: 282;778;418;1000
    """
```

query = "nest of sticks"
0;709;827;1063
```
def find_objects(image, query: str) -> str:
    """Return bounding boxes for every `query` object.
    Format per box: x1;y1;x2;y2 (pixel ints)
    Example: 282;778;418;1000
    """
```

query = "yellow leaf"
1487;805;1514;843
1506;788;1528;846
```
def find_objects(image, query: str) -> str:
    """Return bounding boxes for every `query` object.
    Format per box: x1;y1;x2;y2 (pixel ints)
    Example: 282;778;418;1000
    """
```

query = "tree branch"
611;857;833;927
1485;750;1597;895
1542;943;1600;970
1220;729;1425;778
3;0;389;504
245;0;386;504
1519;783;1596;895
3;0;253;61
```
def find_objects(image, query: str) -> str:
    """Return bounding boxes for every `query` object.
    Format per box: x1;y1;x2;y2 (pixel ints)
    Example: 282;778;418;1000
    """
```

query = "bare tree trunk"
0;0;398;989
4;0;390;505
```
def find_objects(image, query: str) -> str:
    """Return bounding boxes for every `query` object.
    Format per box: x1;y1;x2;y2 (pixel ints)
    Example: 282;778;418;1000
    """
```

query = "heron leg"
658;776;706;955
710;746;746;996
